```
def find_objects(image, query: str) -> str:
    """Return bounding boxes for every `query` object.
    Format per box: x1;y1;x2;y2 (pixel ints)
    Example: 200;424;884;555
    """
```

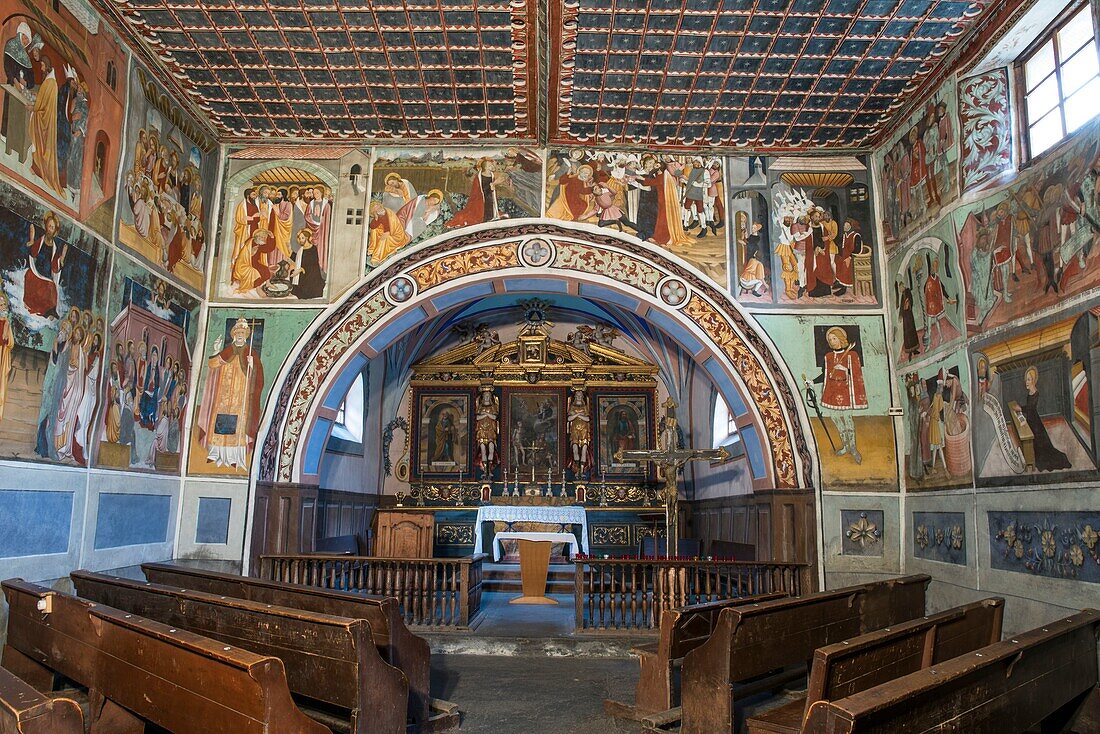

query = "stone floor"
430;653;642;734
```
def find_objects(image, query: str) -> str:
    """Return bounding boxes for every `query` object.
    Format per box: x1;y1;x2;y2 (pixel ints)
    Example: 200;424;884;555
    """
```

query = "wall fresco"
544;149;727;286
990;511;1100;583
370;147;542;269
958;68;1014;193
186;307;321;477
0;180;109;465
899;354;973;491
116;61;216;293
970;304;1100;487
0;0;127;240
758;314;896;491
878;79;960;248
95;255;200;473
729;155;878;306
913;511;967;565
217;148;368;301
953;120;1100;334
889;221;966;367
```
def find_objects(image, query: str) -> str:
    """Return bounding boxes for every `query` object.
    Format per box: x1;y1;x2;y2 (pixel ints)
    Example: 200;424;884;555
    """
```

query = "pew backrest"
664;592;787;661
806;597;1004;708
843;574;930;632
71;570;408;733
0;666;83;734
2;579;329;734
140;561;431;723
802;609;1100;734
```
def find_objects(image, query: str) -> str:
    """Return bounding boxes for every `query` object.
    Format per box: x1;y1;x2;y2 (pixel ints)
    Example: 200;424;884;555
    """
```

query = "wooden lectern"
509;539;557;605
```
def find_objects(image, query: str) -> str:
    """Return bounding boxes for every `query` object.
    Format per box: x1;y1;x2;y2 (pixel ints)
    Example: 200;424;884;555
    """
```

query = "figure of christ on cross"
615;445;729;556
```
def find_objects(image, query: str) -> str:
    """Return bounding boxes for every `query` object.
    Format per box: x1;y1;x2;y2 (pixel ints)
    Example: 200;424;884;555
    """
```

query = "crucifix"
615;398;729;557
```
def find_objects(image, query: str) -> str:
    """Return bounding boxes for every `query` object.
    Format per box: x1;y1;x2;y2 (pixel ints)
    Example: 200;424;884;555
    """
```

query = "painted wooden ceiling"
105;0;997;149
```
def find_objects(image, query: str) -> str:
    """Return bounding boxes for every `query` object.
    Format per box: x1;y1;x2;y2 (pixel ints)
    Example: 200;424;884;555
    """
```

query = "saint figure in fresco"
808;327;868;465
398;189;444;240
29;56;62;195
23;211;66;319
1014;366;1072;472
195;318;264;469
448;158;500;228
367;200;411;264
922;254;956;349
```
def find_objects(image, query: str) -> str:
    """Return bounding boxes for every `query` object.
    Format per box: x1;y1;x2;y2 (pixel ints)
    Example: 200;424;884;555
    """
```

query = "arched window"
712;393;738;449
332;373;364;443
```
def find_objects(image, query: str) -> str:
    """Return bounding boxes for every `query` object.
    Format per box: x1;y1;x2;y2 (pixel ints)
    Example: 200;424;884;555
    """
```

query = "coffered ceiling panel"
548;0;995;148
105;0;1002;148
110;0;537;141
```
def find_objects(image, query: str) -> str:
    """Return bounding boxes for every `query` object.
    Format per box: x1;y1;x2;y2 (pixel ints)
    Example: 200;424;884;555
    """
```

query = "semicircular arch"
253;222;817;493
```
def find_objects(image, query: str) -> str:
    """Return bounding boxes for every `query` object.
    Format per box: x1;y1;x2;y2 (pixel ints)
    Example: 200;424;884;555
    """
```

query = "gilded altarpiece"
406;307;659;505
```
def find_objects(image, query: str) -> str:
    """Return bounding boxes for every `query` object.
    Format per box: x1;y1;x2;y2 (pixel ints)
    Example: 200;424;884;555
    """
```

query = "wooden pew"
1;579;329;734
745;597;1005;734
141;561;434;727
71;570;408;734
605;591;788;719
0;666;83;734
801;609;1100;734
679;574;931;734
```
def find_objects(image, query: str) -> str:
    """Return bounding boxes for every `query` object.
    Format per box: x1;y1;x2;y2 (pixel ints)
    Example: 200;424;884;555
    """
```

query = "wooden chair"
72;570;408;734
2;579;328;734
141;561;435;727
679;574;931;734
0;666;83;734
801;609;1100;733
606;591;787;720
746;598;1005;734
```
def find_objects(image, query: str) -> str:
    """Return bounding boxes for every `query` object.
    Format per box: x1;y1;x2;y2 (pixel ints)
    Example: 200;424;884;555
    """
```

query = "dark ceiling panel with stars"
110;0;537;142
104;0;997;148
549;0;993;148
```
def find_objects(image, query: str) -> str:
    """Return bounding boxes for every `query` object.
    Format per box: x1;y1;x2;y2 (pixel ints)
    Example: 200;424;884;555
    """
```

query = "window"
1020;3;1099;157
712;394;738;449
345;207;364;225
331;374;364;443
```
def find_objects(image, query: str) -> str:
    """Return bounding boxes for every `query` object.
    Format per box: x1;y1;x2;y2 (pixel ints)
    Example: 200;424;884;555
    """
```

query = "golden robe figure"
30;58;61;195
196;318;264;469
367;201;410;264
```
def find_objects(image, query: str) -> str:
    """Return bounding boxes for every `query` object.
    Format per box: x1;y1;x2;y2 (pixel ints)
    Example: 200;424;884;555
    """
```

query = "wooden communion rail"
574;558;810;631
258;554;486;629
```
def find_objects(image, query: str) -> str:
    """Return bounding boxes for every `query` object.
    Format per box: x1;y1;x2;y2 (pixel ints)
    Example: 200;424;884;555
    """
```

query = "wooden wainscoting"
250;484;379;570
684;489;817;591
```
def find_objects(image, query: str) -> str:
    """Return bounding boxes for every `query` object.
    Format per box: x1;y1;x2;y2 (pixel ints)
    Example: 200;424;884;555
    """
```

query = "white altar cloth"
472;505;589;556
491;532;581;561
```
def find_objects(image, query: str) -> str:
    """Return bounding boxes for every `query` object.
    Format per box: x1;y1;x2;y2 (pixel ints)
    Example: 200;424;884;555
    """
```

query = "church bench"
0;665;83;734
800;608;1100;734
1;579;328;734
679;574;931;734
745;597;1005;734
71;570;408;734
141;561;433;727
709;540;756;562
605;591;788;719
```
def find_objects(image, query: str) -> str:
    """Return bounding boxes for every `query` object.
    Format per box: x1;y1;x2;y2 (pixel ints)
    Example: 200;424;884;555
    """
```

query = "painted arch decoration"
256;222;815;489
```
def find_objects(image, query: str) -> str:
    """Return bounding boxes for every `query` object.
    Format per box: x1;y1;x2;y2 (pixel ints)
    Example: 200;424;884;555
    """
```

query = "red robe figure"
809;327;867;464
448;159;500;228
23;212;66;319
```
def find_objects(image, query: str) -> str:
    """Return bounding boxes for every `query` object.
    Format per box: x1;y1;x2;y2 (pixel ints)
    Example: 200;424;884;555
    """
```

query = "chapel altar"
385;299;670;558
